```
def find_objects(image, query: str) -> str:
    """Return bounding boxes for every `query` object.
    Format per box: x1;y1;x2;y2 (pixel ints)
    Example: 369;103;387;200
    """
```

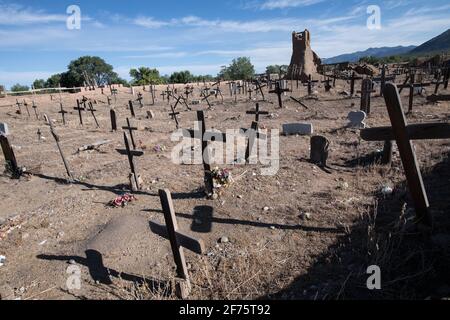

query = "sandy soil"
0;79;449;300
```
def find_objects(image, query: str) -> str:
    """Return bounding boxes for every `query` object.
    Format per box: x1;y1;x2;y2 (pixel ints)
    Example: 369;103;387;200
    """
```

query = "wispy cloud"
0;3;67;25
259;0;324;10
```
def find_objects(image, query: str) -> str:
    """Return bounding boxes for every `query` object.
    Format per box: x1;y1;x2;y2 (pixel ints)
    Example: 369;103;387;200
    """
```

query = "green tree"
45;74;62;88
10;84;30;92
32;79;46;89
130;67;163;85
169;70;193;84
266;65;288;78
63;56;118;87
218;57;255;81
359;56;380;65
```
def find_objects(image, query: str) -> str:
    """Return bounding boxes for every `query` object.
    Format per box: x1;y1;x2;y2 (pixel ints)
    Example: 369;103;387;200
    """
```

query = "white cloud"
133;16;169;28
0;3;67;25
0;70;58;89
260;0;324;10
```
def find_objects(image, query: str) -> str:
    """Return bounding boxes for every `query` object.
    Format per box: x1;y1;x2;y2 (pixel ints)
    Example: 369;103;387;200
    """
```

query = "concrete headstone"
282;123;313;136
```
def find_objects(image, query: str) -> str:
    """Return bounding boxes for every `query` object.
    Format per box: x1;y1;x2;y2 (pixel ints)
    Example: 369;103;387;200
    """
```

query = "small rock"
263;207;270;212
237;195;243;199
69;259;76;265
219;236;229;244
270;226;276;230
0;255;5;267
300;212;311;220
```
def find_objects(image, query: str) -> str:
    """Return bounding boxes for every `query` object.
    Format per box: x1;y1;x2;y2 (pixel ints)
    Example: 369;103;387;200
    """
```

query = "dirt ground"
0;79;449;300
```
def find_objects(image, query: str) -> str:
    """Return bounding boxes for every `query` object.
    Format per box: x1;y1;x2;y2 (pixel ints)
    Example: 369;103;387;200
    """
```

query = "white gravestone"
0;123;9;135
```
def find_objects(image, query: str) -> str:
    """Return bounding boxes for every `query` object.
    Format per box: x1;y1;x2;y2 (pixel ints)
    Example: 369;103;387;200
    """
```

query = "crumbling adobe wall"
286;30;322;81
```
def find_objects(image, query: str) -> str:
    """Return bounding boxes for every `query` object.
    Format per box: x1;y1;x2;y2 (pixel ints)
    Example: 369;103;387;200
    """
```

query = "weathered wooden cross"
31;101;39;120
74;100;84;126
0;134;21;178
241;121;267;163
116;132;144;191
303;75;319;96
122;118;138;150
43;114;74;182
59;103;68;125
373;65;395;96
150;189;205;299
360;83;450;226
182;111;227;197
358;79;376;114
397;82;431;113
170;104;181;129
269;82;290;108
128;100;136;118
348;72;363;97
246;103;268;122
87;101;100;128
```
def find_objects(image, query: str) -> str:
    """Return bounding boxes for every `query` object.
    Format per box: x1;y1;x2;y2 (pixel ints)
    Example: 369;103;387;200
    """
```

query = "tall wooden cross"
116;132;144;191
87;101;100;128
74;99;84;126
59;103;68;125
269;82;290;108
23;100;31;117
397;82;431;113
254;80;266;101
246;103;268;122
182;111;227;197
15;99;22;114
303;75;319;96
201;92;213;109
122;118;138;150
0;134;21;178
31;101;39;120
136;92;144;108
128;100;136;118
359;83;450;226
373;65;395;96
150;189;205;299
170;104;181;129
348;72;363;97
43;114;74;182
358;79;376;114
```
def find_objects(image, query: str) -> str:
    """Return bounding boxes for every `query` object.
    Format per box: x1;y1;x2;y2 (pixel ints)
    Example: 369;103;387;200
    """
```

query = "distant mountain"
323;46;417;64
410;29;450;54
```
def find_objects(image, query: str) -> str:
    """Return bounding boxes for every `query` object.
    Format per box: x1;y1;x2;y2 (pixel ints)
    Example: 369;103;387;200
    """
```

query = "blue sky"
0;0;449;89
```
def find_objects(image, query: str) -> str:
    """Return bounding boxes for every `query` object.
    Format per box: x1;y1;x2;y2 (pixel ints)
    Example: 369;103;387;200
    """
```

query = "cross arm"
361;122;450;141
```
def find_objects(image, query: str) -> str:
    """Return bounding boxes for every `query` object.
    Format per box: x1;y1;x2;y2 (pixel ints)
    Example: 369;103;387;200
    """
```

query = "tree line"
10;55;289;92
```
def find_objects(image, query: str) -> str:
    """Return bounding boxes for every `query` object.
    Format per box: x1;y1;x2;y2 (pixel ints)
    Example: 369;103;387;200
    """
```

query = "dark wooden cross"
269;81;290;108
348;72;363;96
116;132;144;191
360;83;450;226
241;121;267;163
110;109;117;132
290;96;309;110
31;101;39;120
182;111;227;197
201;92;213;109
358;79;376;114
165;88;173;103
322;77;332;92
128;100;136;118
254;80;266;101
58;103;68;125
136;93;144;108
15;99;23;114
170;104;181;129
43;114;74;182
373;65;395;96
122;118;138;150
303;74;319;96
397;82;431;112
160;91;167;101
431;75;445;95
426;94;450;103
246;103;268;122
150;189;205;299
87;101;100;128
0;134;21;178
23;100;31;117
74;99;84;125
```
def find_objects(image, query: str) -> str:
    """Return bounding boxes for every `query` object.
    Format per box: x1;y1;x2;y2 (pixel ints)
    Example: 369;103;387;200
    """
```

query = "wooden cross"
150;83;156;105
15;99;22;114
373;65;395;96
150;189;205;299
170;105;181;129
116;132;144;191
128;100;136;118
290;96;309;109
322;77;332;92
432;76;445;95
57;103;67;125
241;121;267;163
43;114;74;182
31;101;39;120
160;91;167;101
110;109;117;132
246;103;268;122
358;79;376;114
165;88;173;103
136;93;144;108
0;134;21;178
426;94;450;103
254;80;266;101
348;72;363;96
87;102;100;128
201;92;213;109
397;82;431;112
23;100;31;117
182;111;227;197
122;118;138;150
269;81;290;108
74;100;84;126
359;83;449;226
303;75;319;96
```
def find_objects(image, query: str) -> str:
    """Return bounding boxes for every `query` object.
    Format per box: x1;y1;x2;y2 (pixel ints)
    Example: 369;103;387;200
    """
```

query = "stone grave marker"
347;111;367;129
282;123;313;136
